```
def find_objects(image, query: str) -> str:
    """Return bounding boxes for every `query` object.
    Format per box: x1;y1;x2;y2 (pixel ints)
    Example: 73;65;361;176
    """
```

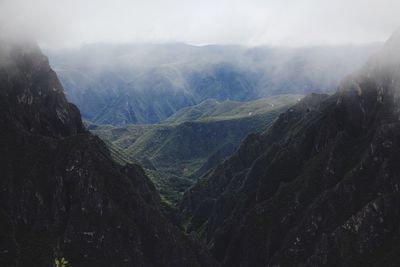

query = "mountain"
179;32;400;266
0;38;217;266
91;95;300;204
46;43;381;125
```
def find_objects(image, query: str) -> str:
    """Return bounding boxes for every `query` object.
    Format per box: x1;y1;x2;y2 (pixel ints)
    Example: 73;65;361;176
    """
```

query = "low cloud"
0;0;399;48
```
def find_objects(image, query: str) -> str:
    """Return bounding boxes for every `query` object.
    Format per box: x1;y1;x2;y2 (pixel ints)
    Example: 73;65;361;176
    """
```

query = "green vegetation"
165;95;303;124
55;257;69;267
92;95;301;204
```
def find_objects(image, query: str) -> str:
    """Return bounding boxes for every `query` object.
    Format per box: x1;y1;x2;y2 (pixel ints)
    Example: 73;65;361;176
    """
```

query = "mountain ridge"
0;38;217;266
179;32;400;266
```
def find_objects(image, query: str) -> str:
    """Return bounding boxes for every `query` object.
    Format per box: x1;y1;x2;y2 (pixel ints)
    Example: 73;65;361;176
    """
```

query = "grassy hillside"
92;95;301;204
165;94;302;123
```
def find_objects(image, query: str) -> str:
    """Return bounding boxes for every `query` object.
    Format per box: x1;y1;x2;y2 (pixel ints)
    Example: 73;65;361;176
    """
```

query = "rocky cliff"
180;31;400;266
0;38;217;267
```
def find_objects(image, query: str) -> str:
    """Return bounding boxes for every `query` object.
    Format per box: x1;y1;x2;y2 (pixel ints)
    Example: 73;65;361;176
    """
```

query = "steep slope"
92;96;300;204
46;43;380;124
0;39;217;267
180;32;400;266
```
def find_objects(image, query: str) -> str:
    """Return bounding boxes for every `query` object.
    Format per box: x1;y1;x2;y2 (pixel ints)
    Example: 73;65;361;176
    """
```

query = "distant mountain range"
46;43;381;125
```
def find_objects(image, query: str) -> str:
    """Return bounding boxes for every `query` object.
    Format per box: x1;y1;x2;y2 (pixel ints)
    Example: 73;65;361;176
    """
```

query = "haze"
0;0;399;48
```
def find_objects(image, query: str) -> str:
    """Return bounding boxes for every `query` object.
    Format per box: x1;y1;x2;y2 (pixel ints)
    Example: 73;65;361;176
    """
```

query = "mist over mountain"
3;0;400;265
2;34;400;266
46;43;381;125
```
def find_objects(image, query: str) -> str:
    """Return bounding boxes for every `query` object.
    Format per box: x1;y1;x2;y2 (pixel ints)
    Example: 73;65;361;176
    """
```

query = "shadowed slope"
180;31;400;266
0;38;217;267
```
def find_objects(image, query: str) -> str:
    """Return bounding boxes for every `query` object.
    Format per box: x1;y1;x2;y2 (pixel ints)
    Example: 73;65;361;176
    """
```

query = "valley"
90;95;301;204
47;42;381;206
1;2;400;264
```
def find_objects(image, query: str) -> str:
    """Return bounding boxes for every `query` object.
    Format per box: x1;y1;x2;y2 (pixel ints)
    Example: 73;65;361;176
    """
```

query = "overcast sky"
0;0;399;48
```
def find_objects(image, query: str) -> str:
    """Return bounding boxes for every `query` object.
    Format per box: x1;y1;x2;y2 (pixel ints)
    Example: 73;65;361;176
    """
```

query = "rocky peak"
332;31;400;137
0;39;84;137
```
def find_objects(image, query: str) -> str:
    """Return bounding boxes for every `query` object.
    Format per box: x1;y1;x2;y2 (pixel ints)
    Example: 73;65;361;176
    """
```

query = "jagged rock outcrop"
180;31;400;266
0;38;217;267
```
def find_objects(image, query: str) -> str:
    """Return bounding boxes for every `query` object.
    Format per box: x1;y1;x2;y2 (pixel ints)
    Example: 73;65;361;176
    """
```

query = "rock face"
0;39;217;267
180;32;400;266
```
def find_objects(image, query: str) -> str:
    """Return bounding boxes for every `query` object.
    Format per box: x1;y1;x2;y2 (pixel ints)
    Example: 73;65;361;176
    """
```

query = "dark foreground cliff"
180;32;400;266
0;39;217;266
